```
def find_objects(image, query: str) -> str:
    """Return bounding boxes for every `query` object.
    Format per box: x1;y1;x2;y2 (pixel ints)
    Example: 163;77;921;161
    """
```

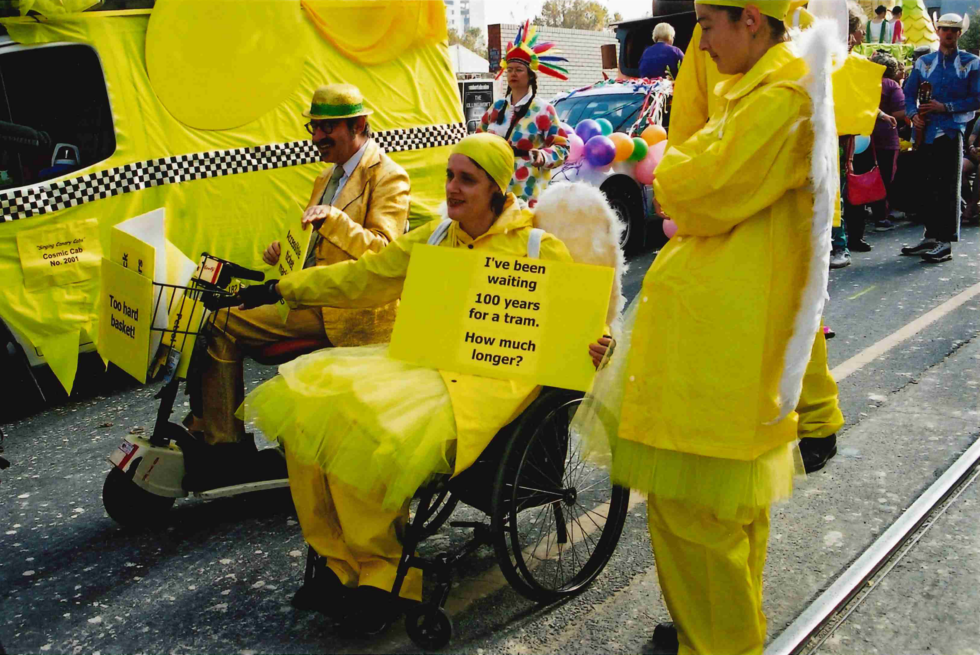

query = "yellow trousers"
796;325;844;440
648;496;770;655
285;449;423;600
200;304;326;444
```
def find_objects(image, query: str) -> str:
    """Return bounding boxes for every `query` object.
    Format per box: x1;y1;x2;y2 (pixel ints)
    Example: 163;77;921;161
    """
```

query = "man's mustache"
315;138;335;148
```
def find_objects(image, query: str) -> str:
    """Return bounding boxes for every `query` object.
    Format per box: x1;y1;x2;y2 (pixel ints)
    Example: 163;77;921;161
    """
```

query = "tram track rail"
766;435;980;655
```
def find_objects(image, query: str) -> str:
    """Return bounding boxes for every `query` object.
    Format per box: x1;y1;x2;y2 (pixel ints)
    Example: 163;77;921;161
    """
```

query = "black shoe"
292;546;350;618
799;434;838;474
650;622;679;655
850;239;873;252
921;242;952;263
339;586;411;636
901;238;938;256
181;436;260;492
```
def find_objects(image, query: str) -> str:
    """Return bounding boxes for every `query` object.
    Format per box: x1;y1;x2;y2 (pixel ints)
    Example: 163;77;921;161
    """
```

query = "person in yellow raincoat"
666;0;882;474
577;2;841;653
233;133;611;634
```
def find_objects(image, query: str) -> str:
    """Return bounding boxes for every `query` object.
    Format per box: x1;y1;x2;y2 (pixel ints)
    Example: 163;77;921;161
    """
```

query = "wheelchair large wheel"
490;389;630;603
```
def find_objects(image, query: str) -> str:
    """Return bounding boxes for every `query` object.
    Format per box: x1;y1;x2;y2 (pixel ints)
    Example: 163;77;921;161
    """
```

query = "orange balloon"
609;132;634;162
641;124;667;146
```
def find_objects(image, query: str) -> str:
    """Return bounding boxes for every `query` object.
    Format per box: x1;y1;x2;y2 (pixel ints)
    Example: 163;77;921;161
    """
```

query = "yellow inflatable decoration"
145;0;310;131
0;1;463;394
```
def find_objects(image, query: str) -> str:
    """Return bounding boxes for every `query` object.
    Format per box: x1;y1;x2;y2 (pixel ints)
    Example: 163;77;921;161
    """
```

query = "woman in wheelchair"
235;133;622;635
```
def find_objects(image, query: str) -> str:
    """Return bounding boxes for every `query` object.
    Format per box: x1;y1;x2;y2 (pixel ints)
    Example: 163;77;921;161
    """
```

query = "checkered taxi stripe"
1;123;467;222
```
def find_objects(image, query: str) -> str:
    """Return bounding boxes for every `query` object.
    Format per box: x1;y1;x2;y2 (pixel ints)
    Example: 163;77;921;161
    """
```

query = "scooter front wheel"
103;466;176;527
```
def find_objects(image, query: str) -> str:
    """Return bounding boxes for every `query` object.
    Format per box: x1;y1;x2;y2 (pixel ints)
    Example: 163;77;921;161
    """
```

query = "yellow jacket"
279;197;573;474
621;43;822;461
306;138;410;346
668;25;883;229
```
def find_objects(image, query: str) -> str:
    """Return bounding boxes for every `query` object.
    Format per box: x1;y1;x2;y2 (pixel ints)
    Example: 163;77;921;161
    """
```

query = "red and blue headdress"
497;20;569;81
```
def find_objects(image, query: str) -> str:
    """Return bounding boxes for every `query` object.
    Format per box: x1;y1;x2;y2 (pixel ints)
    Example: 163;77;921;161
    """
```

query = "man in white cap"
901;13;980;263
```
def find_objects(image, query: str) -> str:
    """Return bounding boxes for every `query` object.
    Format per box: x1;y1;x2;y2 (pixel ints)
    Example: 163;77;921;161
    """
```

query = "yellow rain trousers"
285;449;422;600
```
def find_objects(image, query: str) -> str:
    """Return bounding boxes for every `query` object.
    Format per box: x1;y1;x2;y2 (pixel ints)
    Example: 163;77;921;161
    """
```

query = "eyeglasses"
305;119;343;135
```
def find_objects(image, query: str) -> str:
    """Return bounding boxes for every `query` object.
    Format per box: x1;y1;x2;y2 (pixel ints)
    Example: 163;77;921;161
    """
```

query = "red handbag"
845;136;887;206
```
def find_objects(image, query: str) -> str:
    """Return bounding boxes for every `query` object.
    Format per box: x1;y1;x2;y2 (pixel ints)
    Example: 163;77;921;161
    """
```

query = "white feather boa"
532;182;627;329
770;18;845;424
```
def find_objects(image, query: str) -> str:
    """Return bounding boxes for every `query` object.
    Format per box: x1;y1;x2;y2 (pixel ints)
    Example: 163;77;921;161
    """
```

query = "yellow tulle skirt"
242;344;458;510
572;299;803;522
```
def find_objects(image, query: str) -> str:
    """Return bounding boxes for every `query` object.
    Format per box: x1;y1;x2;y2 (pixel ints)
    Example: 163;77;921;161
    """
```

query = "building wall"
496;24;620;100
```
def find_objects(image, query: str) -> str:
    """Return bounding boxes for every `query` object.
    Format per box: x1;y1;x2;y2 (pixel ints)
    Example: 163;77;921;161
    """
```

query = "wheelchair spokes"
492;393;630;602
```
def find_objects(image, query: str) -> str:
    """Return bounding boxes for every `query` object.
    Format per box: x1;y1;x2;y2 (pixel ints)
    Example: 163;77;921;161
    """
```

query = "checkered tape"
1;123;467;222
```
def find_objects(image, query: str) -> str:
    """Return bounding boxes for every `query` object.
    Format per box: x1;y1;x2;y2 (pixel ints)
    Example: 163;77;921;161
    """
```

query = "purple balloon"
584;135;616;168
576;119;603;144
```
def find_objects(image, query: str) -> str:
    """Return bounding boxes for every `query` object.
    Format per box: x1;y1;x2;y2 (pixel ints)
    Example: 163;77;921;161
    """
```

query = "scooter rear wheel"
103;466;176;527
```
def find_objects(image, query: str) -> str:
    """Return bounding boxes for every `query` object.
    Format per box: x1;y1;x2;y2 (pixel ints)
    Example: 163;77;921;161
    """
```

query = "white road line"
831;281;980;382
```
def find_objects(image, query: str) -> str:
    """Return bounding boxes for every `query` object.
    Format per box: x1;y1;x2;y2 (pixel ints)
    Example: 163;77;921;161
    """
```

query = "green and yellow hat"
303;84;374;120
696;0;792;20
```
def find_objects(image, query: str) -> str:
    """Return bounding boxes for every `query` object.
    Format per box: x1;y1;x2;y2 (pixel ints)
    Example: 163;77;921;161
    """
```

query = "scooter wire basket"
149;252;265;383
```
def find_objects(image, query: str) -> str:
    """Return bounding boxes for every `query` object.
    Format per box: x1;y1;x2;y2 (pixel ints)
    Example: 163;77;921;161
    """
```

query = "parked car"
551;80;671;254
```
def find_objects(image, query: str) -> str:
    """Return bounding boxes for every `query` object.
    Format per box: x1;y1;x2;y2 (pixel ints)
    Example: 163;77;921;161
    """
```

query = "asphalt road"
1;219;978;655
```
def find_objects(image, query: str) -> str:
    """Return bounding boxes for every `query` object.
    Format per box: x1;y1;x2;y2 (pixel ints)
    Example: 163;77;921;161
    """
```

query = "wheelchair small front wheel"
491;389;630;603
405;606;453;651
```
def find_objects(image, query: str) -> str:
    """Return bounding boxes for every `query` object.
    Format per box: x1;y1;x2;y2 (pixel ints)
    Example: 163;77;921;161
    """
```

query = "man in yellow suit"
185;84;410;489
664;2;881;474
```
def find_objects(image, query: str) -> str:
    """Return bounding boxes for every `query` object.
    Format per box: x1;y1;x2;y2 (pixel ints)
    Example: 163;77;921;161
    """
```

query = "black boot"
849;239;873;252
901;238;938;256
799;434;838;473
181;436;260;492
650;622;679;655
292;546;349;618
920;242;952;263
341;585;412;636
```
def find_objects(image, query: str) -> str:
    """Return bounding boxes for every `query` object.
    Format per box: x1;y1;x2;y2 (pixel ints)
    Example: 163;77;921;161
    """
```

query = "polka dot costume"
477;96;568;207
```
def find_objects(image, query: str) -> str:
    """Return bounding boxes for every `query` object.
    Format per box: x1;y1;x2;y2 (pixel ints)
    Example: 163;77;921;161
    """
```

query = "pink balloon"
635;152;657;184
649;140;668;166
567;134;585;163
560;122;575;136
634;141;668;185
662;218;678;239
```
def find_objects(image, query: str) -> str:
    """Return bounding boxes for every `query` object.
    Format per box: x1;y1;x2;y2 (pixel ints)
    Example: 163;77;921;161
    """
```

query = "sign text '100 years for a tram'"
390;246;613;392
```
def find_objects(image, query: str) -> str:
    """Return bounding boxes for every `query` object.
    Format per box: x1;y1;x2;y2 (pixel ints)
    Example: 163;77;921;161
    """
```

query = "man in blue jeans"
901;12;980;263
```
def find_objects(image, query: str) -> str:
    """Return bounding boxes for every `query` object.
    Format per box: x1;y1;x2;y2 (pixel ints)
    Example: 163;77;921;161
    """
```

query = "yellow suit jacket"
306;138;410;346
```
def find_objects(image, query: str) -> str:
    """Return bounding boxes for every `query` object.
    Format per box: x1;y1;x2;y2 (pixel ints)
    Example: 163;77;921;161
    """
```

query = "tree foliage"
449;26;488;59
959;10;980;53
534;0;619;31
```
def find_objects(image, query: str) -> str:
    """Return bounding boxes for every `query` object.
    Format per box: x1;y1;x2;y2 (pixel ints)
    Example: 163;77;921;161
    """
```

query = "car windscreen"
553;93;646;133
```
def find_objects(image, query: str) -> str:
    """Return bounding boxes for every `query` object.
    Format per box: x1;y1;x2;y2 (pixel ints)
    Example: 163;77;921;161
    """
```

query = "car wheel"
0;330;45;422
603;185;646;255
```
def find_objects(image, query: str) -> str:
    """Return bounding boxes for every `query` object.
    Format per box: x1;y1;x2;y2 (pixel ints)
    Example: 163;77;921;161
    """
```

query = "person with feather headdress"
476;20;569;207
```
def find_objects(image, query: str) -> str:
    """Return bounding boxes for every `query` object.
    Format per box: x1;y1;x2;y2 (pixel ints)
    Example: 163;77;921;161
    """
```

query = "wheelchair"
371;386;631;650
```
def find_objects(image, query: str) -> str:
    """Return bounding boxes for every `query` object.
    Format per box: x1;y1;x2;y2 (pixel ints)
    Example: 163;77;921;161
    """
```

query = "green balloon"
629;137;648;162
596;118;613;136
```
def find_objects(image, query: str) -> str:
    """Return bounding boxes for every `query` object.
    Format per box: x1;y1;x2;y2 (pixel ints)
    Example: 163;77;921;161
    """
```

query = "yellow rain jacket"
621;42;819;461
669;25;883;227
278;197;573;474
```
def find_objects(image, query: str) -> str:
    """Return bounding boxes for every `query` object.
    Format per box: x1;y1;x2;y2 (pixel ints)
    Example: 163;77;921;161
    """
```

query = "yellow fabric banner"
98;258;154;383
389;246;613;392
16;218;102;290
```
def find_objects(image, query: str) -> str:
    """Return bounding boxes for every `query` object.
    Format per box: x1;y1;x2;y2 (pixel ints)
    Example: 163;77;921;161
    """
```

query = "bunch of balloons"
563;118;669;185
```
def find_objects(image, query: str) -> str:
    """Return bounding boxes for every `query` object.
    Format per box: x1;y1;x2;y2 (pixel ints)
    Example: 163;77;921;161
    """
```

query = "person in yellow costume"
666;0;882;474
578;2;841;653
183;84;410;489
233;133;617;635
